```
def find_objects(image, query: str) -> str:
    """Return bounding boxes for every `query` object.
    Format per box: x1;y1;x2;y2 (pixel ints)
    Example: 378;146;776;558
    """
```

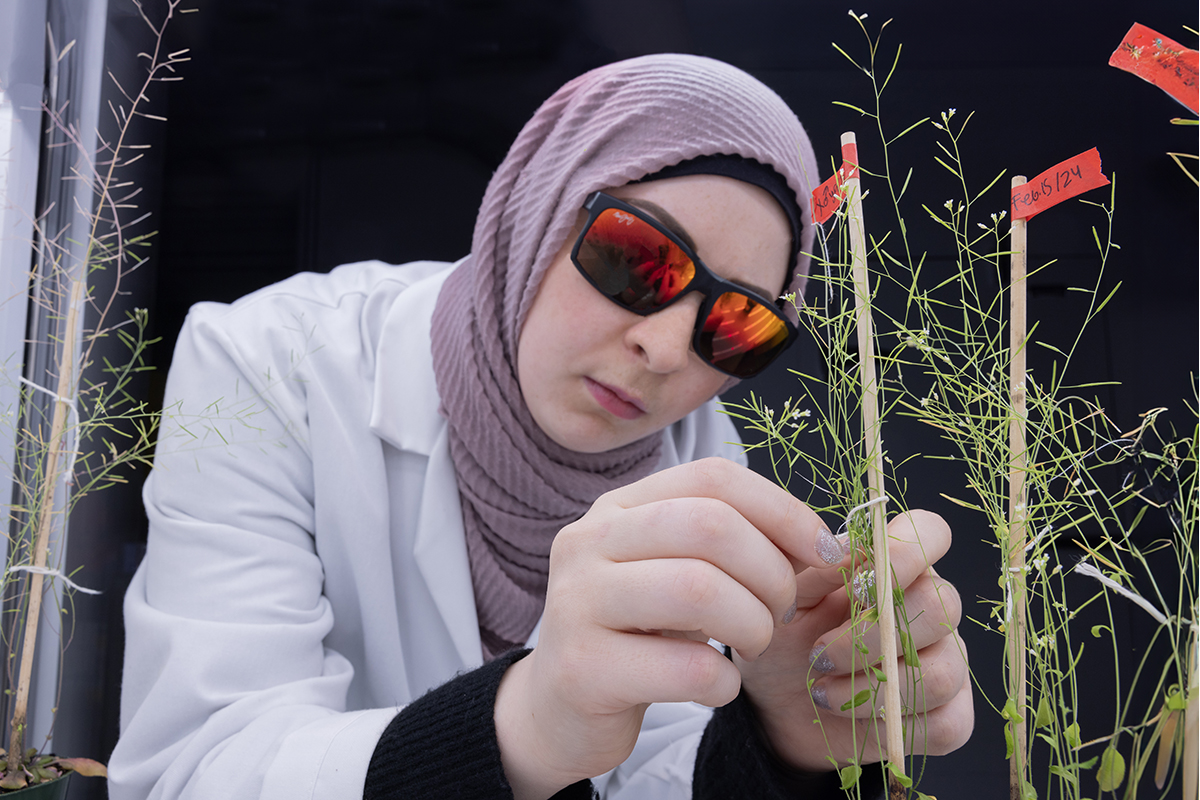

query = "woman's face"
516;174;792;454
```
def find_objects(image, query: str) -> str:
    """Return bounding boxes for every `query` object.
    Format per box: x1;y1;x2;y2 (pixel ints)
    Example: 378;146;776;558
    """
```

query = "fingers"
818;673;975;764
810;632;969;719
879;510;952;589
801;635;974;765
599;457;849;572
591;558;776;661
561;495;800;628
541;626;743;712
809;568;962;674
603;634;743;709
792;509;949;611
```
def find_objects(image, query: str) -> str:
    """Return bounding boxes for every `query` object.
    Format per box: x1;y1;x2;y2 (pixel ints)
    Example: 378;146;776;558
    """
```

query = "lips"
585;377;646;420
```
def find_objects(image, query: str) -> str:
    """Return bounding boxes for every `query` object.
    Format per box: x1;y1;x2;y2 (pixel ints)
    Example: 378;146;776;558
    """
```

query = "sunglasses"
570;191;797;378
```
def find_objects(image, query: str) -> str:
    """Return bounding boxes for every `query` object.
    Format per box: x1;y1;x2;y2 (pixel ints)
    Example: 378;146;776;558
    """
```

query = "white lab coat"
110;259;749;800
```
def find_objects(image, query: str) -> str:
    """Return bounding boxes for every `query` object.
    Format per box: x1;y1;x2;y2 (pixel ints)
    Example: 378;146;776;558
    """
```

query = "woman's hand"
494;457;847;799
733;509;974;773
493;458;973;799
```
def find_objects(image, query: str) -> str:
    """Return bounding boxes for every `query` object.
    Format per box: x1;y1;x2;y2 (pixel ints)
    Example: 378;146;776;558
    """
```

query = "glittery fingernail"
809;646;835;673
811;682;831;710
835;531;853;557
782;600;797;626
816;527;844;565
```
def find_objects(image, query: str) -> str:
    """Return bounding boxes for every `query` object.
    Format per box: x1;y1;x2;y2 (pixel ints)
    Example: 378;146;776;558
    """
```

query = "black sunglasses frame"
569;191;798;378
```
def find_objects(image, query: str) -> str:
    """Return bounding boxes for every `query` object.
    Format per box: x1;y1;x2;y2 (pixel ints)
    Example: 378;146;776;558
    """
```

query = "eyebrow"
625;197;780;301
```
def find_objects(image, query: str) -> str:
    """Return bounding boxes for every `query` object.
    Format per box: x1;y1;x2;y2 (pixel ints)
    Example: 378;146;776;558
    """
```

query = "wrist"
494;653;585;800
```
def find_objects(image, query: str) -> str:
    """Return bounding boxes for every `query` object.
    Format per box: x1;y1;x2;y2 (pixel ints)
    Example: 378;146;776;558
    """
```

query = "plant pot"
1;774;70;799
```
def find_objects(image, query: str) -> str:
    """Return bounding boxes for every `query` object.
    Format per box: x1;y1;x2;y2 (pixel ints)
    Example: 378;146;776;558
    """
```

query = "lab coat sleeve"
109;301;396;800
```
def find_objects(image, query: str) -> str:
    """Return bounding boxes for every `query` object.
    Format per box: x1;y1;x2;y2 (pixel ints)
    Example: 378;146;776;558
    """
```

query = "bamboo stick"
5;274;84;780
1008;176;1029;800
842;131;905;797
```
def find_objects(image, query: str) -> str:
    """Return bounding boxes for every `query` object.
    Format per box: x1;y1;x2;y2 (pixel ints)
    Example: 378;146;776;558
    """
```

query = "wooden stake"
842;131;906;797
1008;176;1029;800
6;274;84;782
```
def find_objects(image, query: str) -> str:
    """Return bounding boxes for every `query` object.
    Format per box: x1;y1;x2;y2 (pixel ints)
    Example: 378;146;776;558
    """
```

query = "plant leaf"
0;770;27;790
1035;695;1053;728
1049;764;1078;786
841;689;872;712
839;764;862;790
1065;722;1081;749
887;761;913;787
1097;744;1126;792
52;757;107;777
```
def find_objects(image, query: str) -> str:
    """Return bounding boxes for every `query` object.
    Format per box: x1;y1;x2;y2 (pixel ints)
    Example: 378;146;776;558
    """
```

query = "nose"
624;293;702;374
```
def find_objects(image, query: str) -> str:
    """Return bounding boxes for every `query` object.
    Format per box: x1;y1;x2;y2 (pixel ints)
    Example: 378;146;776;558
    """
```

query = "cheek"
517;263;605;390
674;367;728;410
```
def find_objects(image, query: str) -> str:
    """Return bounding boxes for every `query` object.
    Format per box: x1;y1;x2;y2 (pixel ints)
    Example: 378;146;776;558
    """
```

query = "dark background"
55;1;1197;797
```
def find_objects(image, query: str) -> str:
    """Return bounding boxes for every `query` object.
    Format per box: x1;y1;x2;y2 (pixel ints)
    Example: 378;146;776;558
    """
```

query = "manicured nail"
811;682;831;710
782;600;797;626
809;645;835;673
835;531;853;557
816;526;844;565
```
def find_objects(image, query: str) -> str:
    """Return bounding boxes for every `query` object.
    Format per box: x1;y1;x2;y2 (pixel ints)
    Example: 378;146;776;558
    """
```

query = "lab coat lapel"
371;262;483;669
414;431;483;669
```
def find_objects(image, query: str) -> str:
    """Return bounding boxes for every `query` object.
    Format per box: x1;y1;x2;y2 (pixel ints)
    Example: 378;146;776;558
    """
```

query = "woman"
110;54;972;799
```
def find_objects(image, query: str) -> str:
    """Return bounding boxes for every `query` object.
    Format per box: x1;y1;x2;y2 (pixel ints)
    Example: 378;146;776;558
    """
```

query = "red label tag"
810;142;861;225
1109;23;1199;114
1010;148;1110;221
841;141;860;180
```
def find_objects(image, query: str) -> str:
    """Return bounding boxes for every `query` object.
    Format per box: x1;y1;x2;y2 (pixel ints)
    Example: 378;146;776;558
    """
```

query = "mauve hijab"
429;53;819;659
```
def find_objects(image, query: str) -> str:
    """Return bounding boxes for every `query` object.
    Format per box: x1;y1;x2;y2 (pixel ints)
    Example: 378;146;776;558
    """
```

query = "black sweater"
363;649;885;799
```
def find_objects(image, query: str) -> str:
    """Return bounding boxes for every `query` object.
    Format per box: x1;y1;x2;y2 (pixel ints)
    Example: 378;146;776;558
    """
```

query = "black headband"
638;154;803;272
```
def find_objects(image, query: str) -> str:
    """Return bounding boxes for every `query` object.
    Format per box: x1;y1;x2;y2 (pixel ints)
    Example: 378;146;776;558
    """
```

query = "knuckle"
679;643;724;692
550;518;593;564
687;457;735;496
682;498;729;549
670;560;721;612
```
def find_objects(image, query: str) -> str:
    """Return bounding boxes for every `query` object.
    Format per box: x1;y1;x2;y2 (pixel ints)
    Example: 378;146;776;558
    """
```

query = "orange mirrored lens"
576;208;696;310
699;292;789;375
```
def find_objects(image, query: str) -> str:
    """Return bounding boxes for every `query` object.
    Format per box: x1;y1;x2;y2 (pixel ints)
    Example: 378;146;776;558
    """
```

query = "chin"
551;421;652;455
